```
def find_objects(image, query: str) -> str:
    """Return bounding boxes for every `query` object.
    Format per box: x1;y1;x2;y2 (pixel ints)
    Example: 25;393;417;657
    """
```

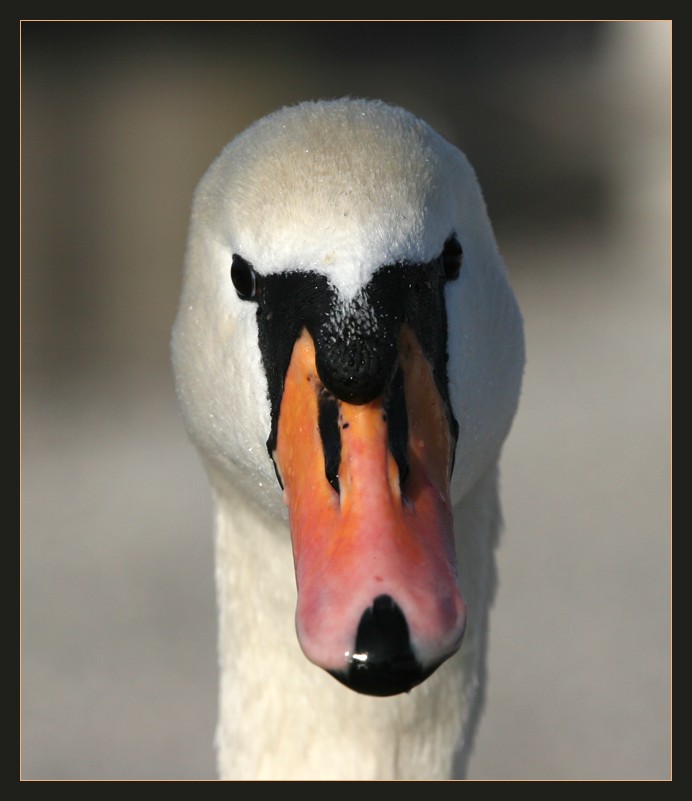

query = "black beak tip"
328;657;438;697
327;594;441;697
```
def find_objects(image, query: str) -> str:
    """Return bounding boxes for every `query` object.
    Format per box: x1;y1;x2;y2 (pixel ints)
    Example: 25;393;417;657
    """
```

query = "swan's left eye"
441;235;463;281
231;254;258;301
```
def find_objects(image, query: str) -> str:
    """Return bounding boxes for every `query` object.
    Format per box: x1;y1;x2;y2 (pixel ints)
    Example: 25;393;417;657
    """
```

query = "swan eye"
231;254;258;301
441;235;463;281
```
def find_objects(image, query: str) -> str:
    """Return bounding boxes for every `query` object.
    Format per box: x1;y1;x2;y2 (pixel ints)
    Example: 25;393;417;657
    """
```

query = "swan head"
172;99;524;696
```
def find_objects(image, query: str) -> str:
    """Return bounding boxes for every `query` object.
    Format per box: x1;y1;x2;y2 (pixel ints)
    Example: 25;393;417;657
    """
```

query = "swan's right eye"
231;254;258;301
440;235;463;281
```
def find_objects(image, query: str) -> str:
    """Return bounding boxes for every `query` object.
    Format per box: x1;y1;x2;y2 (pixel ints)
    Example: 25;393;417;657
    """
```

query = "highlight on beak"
274;328;466;696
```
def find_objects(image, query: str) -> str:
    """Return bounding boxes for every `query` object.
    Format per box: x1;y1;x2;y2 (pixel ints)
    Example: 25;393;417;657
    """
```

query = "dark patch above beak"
232;240;462;461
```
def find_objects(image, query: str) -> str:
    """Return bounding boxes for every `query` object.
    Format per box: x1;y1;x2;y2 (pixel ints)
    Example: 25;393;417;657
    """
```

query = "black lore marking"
254;271;334;463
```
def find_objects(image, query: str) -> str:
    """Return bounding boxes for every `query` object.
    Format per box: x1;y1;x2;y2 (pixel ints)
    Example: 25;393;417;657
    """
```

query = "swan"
171;98;524;780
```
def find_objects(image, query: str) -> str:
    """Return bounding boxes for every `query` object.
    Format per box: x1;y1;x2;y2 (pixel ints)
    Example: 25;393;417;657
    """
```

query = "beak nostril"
317;390;341;493
384;368;409;494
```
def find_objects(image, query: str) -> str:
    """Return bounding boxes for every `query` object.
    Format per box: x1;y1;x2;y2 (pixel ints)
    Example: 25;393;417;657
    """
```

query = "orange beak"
274;327;466;695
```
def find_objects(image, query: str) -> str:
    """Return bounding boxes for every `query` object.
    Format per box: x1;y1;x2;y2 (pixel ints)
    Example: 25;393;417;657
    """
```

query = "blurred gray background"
21;21;671;780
